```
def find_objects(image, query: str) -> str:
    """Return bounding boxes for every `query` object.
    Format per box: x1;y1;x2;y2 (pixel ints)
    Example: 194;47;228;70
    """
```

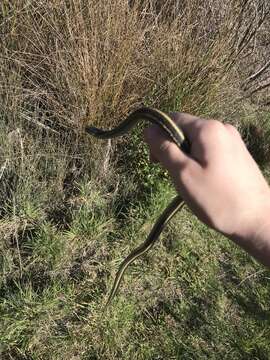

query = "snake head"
85;126;104;136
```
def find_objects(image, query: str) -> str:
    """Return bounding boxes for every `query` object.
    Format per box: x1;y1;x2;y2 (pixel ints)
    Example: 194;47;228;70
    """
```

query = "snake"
85;107;190;306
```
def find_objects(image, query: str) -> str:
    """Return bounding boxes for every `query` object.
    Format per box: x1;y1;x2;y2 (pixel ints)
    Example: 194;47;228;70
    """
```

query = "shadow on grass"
242;123;270;167
218;255;270;325
234;292;270;323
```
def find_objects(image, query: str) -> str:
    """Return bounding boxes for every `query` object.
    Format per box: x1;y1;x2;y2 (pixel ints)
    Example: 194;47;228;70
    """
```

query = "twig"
102;139;112;175
0;159;8;181
248;79;270;96
237;269;265;287
20;112;60;134
245;59;270;83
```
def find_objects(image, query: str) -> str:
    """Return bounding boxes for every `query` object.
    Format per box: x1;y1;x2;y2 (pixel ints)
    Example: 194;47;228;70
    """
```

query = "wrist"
229;196;270;267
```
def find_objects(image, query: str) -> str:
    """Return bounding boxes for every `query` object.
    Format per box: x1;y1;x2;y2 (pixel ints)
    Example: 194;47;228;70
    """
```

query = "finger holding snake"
144;112;270;266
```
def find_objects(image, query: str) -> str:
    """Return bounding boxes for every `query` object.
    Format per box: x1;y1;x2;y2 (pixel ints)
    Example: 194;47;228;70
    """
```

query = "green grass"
1;0;270;359
1;176;270;359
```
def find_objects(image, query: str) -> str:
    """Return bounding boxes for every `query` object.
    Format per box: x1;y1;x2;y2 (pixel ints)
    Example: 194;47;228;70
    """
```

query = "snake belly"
85;107;189;306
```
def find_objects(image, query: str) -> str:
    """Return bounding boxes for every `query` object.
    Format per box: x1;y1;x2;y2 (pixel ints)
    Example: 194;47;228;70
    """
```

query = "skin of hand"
144;112;270;267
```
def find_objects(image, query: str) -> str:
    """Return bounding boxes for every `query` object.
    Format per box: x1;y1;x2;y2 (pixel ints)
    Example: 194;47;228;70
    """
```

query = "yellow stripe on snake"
85;107;190;307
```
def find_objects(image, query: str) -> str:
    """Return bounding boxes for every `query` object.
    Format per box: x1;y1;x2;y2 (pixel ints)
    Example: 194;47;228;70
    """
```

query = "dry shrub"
236;1;270;106
1;0;250;133
1;0;269;214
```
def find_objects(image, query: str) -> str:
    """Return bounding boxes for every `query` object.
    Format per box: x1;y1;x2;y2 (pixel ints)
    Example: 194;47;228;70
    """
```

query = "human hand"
144;112;270;265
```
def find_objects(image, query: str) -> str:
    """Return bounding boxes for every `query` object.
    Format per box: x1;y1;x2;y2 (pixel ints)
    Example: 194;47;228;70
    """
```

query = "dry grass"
0;0;243;130
1;0;270;359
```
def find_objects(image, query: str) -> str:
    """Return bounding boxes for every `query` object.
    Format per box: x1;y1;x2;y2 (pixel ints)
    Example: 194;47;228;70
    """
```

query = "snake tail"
105;195;184;307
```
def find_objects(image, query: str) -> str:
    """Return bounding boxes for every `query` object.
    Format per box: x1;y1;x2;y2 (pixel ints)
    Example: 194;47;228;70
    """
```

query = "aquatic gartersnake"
85;107;190;306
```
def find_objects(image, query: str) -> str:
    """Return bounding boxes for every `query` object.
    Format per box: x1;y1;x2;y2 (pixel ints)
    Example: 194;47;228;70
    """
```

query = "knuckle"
198;119;224;141
179;165;191;183
159;139;171;153
205;119;224;132
224;123;240;136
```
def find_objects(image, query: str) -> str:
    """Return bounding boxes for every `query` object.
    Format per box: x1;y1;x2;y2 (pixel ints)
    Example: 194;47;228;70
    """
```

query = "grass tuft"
1;0;270;359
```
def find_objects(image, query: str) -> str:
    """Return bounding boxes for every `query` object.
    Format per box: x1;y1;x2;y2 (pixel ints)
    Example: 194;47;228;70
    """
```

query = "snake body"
85;107;189;306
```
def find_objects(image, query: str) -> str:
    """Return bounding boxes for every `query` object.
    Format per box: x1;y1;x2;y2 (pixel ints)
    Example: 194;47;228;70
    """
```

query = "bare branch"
248;80;270;96
20;112;60;134
245;59;270;83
